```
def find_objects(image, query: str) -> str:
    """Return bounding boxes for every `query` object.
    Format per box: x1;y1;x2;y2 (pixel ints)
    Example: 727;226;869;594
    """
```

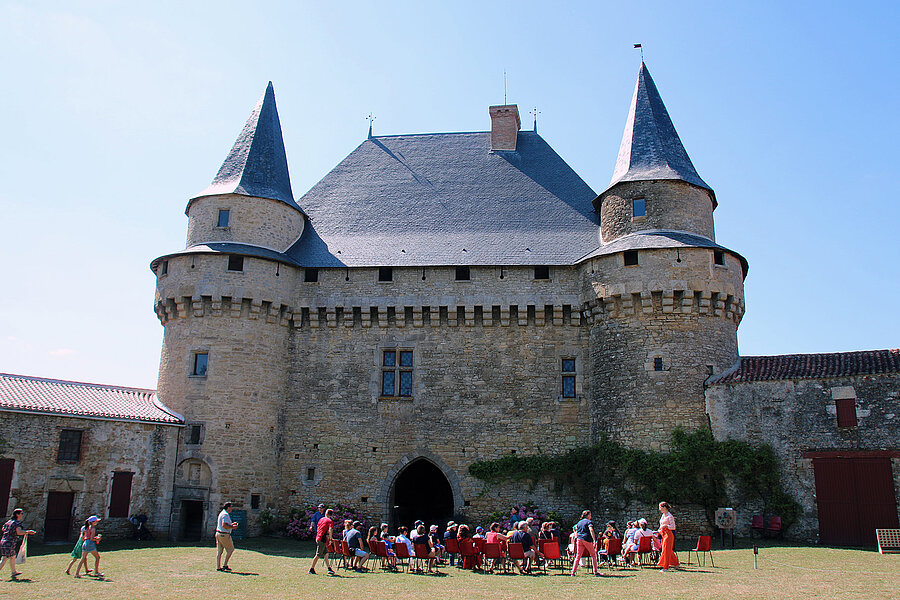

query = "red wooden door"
109;471;134;518
44;491;74;542
813;457;899;546
0;459;13;517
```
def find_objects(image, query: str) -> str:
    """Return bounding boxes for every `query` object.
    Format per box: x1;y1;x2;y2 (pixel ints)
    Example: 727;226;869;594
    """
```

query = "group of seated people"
327;512;663;575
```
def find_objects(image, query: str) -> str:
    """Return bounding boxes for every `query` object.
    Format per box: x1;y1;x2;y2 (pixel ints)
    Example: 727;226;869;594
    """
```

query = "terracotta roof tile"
709;349;900;384
0;373;183;424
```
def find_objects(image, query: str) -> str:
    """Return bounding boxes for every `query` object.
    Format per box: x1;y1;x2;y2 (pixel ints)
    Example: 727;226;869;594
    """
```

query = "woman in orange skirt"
656;501;679;571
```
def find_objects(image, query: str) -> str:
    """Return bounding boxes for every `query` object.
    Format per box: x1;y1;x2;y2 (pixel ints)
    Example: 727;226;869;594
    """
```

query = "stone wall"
706;373;900;540
0;412;178;541
185;193;305;251
598;180;716;243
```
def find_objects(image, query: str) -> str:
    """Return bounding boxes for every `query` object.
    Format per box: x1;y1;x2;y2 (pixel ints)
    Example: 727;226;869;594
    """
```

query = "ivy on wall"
469;428;800;529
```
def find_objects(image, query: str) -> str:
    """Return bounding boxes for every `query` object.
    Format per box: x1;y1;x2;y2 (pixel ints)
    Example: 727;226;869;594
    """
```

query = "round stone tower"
151;83;304;537
584;64;748;450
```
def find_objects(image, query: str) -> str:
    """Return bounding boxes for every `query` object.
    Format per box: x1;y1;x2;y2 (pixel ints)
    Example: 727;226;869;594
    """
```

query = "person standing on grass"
656;501;679;571
310;503;326;534
309;508;335;575
75;515;103;578
216;502;239;572
571;509;600;576
66;520;89;575
0;508;35;579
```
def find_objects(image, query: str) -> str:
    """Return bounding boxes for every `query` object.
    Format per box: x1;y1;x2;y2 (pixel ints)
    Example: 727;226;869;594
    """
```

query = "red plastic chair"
444;536;460;566
393;541;412;573
413;543;438;573
340;540;354;570
686;535;714;567
751;514;765;533
538;538;564;572
599;537;623;569
473;537;486;555
507;542;528;572
635;535;656;568
482;542;506;573
458;538;480;570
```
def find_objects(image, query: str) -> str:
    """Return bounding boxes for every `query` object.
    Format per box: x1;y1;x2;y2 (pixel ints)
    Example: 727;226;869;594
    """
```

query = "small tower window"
633;198;646;218
160;260;168;276
534;265;550;280
217;209;230;228
654;357;664;371
378;267;393;282
306;467;316;481
304;268;319;283
455;266;470;281
227;255;244;272
192;352;208;377
250;494;261;509
623;250;639;266
187;424;203;445
714;250;725;266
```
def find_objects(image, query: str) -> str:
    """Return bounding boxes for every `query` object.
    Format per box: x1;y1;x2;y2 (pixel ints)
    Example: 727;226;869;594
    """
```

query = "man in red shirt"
309;508;335;575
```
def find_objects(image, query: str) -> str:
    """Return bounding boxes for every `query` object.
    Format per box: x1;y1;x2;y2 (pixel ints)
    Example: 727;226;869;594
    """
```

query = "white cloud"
49;348;76;357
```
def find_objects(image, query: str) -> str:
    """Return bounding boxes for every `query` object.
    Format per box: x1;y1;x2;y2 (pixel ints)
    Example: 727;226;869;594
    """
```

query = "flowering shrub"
486;503;564;533
285;504;369;540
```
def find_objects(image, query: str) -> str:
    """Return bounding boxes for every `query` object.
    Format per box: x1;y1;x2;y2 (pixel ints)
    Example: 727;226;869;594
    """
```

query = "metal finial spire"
530;107;541;133
503;70;507;104
366;113;376;138
634;43;643;62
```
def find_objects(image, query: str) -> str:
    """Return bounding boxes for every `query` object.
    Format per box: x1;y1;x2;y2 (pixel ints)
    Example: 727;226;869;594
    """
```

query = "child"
66;524;89;575
75;516;103;578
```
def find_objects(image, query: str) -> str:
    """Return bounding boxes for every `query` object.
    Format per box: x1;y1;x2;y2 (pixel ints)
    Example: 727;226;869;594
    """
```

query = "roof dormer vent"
489;104;521;151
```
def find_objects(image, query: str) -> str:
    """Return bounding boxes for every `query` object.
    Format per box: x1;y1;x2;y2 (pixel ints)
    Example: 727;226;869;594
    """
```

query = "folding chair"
686;535;714;567
482;542;507;573
766;516;783;538
414;543;438;573
340;540;354;570
751;515;765;536
393;541;412;573
458;538;480;570
599;538;623;569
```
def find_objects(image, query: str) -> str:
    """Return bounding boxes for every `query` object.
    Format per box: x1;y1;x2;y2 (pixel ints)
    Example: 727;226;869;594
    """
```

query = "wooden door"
44;491;74;542
814;457;899;546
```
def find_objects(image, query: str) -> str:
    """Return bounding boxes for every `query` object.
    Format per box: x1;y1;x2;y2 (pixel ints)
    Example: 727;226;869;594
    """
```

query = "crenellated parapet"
154;295;588;329
583;282;744;325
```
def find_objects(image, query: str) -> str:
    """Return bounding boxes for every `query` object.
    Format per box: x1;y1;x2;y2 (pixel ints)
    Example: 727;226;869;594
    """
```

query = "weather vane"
530;107;541;133
634;43;643;62
366;113;376;138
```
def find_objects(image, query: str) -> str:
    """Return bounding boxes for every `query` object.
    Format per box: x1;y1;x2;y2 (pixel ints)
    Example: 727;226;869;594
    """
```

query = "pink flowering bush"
285;503;369;540
487;503;563;533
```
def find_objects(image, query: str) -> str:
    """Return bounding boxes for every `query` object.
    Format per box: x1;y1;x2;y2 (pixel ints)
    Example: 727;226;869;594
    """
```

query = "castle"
1;63;897;547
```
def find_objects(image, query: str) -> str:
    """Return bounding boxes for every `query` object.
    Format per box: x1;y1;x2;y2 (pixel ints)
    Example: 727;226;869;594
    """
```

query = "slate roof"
190;82;302;213
708;349;900;384
579;229;749;276
0;373;183;424
605;63;714;204
286;131;599;267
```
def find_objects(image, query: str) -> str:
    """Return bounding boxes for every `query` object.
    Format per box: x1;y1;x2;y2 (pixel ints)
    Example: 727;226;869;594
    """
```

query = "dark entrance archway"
391;459;454;531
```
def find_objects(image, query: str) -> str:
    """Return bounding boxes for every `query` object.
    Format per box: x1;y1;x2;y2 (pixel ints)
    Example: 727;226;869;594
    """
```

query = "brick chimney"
489;104;521;151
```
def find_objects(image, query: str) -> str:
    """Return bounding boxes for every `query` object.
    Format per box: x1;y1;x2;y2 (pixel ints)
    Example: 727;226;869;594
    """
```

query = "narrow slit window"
714;250;725;266
217;209;230;228
654;357;664;371
250;494;261;509
623;250;639;266
187;424;202;445
561;358;576;398
160;260;168;276
306;467;315;481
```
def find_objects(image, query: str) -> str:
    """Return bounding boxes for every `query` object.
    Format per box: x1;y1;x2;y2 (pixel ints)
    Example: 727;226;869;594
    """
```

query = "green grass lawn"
2;537;897;600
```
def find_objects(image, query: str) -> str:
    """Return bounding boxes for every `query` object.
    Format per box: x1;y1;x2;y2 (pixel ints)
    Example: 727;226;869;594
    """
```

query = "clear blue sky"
1;1;898;389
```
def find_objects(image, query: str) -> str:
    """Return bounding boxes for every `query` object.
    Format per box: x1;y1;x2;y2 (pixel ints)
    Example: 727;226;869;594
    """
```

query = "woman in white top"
656;502;679;571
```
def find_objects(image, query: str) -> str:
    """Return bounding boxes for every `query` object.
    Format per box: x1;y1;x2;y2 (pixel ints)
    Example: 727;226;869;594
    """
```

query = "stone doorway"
180;500;205;541
44;491;74;542
390;459;454;532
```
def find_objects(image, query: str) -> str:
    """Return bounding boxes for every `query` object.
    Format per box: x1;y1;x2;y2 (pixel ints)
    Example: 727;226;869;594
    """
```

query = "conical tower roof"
605;63;714;204
190;82;301;212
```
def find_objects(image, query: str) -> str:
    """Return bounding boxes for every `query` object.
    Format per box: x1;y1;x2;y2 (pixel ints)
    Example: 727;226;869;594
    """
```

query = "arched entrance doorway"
390;459;454;531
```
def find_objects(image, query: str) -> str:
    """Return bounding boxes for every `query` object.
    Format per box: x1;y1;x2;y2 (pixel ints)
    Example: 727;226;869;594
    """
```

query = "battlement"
585;283;744;324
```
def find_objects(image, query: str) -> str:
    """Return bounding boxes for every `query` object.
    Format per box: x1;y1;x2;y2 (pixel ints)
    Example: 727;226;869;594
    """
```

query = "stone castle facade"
2;63;897;546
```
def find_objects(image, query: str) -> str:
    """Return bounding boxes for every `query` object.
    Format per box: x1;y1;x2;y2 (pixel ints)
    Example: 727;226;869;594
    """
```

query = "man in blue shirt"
345;521;369;571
